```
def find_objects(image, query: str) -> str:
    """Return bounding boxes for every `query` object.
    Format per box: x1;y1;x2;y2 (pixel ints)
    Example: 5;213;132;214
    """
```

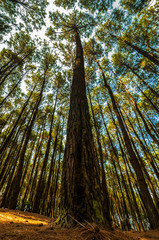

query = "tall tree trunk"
113;72;159;147
51;123;64;218
0;51;32;86
0;83;37;155
122;62;159;98
20;124;44;210
94;57;159;229
8;72;46;209
0;122;28;207
126;112;159;180
32;95;57;213
60;29;105;225
98;100;139;229
110;34;159;66
121;110;159;210
108;105;146;230
0;72;27;107
0;132;21;191
88;89;111;224
42;114;60;214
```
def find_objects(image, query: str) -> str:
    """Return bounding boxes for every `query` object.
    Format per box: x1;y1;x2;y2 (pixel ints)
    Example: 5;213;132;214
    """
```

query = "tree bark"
60;29;105;225
94;58;159;229
88;89;111;225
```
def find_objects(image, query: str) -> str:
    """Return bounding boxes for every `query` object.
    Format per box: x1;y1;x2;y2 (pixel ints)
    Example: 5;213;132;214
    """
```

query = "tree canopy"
0;0;159;231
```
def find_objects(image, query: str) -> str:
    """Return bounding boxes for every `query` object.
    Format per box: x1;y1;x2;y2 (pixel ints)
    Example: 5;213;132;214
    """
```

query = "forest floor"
0;208;159;240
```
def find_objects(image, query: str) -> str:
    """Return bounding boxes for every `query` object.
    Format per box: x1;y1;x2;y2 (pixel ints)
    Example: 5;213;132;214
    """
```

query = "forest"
0;0;159;234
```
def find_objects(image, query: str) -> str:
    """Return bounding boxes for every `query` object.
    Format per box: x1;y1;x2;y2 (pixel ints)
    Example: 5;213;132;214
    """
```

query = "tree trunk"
126;112;159;180
122;62;159;98
113;72;159;147
8;72;46;209
32;95;57;213
51;125;64;217
42;115;60;214
94;58;159;229
0;51;32;86
0;83;37;155
88;89;111;224
20;124;44;210
111;34;159;66
60;29;105;225
0;72;27;107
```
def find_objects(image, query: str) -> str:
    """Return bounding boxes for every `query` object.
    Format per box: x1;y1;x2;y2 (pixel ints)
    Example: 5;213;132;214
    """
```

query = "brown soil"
0;208;158;240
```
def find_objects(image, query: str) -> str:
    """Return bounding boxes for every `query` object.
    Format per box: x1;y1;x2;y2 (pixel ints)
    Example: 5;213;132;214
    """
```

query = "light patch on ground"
0;209;159;240
0;208;48;225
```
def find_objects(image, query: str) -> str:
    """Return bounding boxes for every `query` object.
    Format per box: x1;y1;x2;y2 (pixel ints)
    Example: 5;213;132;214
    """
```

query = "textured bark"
0;161;17;208
0;134;20;191
116;130;145;231
0;122;24;190
28;154;41;203
45;119;64;217
0;110;30;189
88;90;111;224
20;142;35;190
51;154;61;217
127;161;148;229
110;108;147;230
0;126;21;185
102;131;131;230
60;30;104;225
113;192;122;229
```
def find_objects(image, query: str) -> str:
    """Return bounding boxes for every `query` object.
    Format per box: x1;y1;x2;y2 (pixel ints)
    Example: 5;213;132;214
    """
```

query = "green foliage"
49;9;96;39
54;0;114;12
0;0;48;40
0;0;159;230
120;0;151;13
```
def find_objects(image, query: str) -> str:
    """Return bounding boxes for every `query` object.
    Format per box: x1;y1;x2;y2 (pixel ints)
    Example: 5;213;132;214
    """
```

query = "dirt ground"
0;208;158;240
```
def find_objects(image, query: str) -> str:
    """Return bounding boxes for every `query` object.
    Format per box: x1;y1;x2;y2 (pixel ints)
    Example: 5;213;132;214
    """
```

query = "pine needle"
68;214;86;228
